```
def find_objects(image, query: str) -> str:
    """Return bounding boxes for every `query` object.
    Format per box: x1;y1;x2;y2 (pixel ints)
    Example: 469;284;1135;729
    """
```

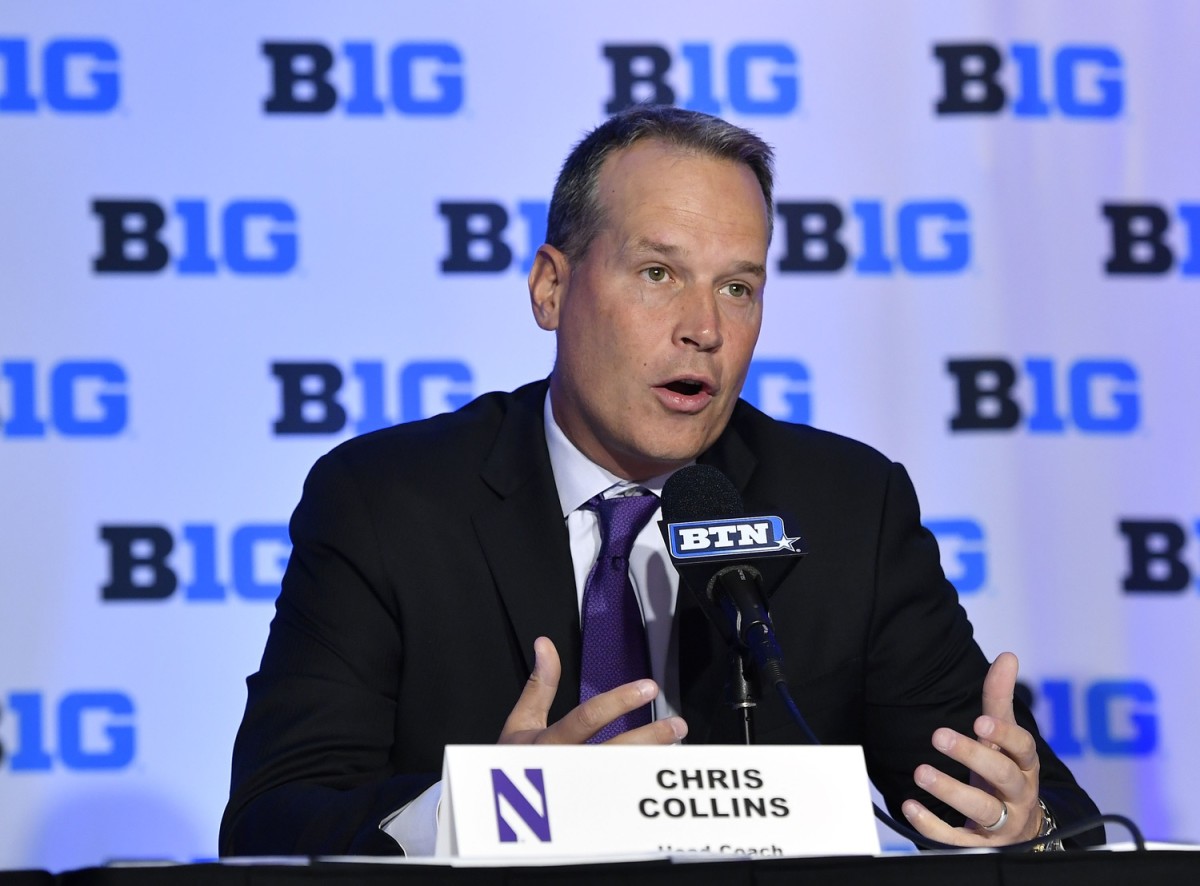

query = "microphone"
660;464;805;688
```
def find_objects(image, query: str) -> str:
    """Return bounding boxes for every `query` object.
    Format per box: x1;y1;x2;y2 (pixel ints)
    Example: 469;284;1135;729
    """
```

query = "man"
220;106;1101;856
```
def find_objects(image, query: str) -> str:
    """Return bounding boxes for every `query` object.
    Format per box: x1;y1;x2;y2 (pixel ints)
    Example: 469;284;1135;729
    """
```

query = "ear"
528;244;569;331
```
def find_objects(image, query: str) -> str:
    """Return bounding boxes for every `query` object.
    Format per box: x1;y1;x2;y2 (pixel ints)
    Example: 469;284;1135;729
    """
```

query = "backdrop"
2;0;1197;872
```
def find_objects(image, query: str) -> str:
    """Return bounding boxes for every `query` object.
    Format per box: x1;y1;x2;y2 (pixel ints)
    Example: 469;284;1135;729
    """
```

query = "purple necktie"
579;489;660;743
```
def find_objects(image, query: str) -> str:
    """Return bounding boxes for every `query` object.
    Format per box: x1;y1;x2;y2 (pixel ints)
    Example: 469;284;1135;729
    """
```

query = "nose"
674;286;722;351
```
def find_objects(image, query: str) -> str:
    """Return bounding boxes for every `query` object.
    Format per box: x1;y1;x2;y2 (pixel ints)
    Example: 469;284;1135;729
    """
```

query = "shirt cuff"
379;780;442;856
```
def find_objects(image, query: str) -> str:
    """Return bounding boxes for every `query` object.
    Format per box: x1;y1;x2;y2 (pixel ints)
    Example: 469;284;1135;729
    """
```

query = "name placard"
437;744;879;860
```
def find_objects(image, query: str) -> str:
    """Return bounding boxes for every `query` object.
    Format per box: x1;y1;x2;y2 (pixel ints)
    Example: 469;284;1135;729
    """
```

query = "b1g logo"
1;692;135;771
272;360;475;435
926;519;987;594
946;357;1140;434
1102;203;1200;276
1119;519;1200;593
1022;679;1157;757
776;200;971;275
100;523;290;602
92;199;297;275
491;768;551;843
2;360;127;438
603;43;798;115
933;42;1123;118
262;41;463;115
439;201;548;274
0;38;119;113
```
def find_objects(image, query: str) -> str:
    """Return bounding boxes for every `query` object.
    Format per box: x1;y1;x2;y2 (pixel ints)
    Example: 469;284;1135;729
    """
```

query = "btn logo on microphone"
667;517;806;562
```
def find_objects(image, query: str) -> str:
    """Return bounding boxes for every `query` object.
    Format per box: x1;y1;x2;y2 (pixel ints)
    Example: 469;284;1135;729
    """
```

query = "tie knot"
588;489;660;559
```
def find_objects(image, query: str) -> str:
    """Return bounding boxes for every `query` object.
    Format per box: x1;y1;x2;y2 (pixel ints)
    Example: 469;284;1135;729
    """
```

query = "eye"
643;266;669;283
721;282;752;299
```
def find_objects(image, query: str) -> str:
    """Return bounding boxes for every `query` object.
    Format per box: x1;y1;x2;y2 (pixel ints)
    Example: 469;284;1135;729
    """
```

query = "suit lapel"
471;382;582;725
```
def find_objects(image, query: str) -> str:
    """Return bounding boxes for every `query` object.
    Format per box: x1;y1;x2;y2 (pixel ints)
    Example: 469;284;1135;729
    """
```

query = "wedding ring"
982;800;1009;832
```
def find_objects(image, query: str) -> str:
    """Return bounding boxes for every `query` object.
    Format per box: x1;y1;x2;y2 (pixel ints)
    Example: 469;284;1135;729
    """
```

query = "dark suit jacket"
219;380;1101;855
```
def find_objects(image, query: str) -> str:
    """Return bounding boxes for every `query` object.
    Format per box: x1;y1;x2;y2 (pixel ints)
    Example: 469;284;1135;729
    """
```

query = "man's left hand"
901;652;1044;846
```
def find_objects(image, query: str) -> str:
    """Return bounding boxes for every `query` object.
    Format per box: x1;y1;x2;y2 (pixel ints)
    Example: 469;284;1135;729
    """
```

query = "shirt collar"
543;390;680;518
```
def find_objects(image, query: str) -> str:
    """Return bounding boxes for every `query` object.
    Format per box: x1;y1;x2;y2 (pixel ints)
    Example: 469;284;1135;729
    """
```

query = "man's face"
530;139;769;481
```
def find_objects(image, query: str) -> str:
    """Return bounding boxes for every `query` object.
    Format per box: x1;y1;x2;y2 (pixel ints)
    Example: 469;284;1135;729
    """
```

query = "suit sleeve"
862;463;1104;846
219;449;431;856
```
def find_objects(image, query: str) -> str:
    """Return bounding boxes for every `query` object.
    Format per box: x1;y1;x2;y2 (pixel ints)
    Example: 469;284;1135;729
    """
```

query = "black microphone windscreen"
661;464;744;524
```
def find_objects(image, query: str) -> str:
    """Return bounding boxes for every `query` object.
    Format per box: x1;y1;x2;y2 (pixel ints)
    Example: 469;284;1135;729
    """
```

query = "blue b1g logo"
933;42;1123;118
100;523;291;602
1026;679;1157;757
0;38;119;113
439;200;548;274
603;42;798;115
262;41;464;115
947;357;1140;434
92;199;298;275
271;359;475;435
2;360;128;438
776;200;971;275
2;692;135;771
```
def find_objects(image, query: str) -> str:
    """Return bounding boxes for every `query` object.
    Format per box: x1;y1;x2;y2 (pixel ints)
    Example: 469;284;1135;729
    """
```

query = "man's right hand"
499;636;688;745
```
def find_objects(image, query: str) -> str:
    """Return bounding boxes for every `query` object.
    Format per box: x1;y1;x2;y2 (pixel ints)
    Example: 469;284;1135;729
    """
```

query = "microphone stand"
727;648;759;745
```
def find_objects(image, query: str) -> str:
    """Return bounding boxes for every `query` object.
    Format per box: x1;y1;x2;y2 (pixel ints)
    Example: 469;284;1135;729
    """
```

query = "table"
2;849;1197;886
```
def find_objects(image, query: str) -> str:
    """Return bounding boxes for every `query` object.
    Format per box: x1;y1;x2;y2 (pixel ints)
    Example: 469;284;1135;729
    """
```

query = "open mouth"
655;377;715;413
665;379;706;396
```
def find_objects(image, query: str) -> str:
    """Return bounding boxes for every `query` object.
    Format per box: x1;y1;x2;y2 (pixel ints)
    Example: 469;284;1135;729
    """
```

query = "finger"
980;652;1019;725
974;714;1039;772
913;762;1013;832
500;637;561;738
543;679;660;744
901;799;988;847
604;716;688;745
931;727;1033;801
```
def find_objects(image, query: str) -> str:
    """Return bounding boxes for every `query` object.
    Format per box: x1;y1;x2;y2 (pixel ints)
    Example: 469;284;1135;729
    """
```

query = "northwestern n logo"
490;768;552;843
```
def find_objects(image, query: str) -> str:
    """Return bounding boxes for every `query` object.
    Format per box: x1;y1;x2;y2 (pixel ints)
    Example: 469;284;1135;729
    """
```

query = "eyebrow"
628;237;766;278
